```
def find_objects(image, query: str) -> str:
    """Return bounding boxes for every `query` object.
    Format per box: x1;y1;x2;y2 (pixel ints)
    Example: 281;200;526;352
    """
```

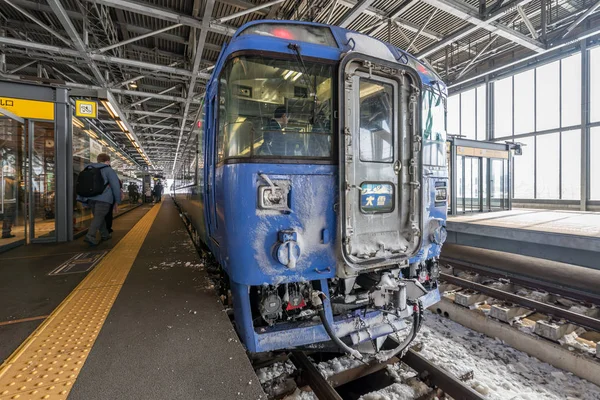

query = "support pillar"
580;39;589;211
55;88;72;241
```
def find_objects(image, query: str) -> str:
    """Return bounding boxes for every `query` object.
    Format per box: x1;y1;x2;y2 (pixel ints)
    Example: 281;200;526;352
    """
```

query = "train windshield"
217;55;333;161
422;89;446;167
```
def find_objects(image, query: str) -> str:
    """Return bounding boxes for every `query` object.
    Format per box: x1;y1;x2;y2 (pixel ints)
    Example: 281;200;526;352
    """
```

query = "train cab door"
339;58;421;270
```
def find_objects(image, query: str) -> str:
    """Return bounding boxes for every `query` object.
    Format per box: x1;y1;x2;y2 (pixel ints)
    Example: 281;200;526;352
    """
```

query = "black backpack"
76;165;108;197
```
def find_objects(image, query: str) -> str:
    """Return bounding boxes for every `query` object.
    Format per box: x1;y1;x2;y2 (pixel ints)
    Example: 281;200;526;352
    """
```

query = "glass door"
458;156;482;213
0;109;27;250
28;121;56;241
490;158;509;210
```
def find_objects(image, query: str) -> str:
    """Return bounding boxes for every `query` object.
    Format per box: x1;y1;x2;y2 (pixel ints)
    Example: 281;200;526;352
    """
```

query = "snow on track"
412;310;600;399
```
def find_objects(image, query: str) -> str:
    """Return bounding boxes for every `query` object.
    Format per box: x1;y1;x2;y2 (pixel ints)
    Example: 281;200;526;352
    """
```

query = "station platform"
0;197;264;399
446;209;600;270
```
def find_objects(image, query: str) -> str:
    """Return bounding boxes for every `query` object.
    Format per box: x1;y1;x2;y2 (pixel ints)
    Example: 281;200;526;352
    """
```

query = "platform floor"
0;197;264;399
448;209;600;238
446;209;600;269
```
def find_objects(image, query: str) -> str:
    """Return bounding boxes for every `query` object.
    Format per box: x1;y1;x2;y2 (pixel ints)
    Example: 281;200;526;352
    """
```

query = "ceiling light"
84;129;99;139
129;82;138;89
291;72;302;82
116;120;128;132
72;117;85;128
283;70;294;80
101;99;118;119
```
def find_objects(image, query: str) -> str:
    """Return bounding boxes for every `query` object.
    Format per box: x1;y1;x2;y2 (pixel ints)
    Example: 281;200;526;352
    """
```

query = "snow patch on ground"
148;260;204;271
282;389;318;400
414;311;600;399
316;355;365;378
256;361;296;384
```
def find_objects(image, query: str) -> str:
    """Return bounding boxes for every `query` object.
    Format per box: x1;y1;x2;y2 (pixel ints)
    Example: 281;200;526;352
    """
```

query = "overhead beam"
173;0;215;171
449;25;600;86
420;0;543;52
8;59;35;74
95;23;184;53
132;123;192;130
455;35;498;79
47;0;105;84
2;0;72;46
215;0;286;23
394;21;419;52
516;5;538;39
67;64;94;82
408;10;437;51
338;0;375;28
137;133;179;139
84;0;236;36
130;85;179;107
561;0;600;38
0;36;211;79
417;0;540;58
367;0;421;37
125;110;184;120
337;0;442;40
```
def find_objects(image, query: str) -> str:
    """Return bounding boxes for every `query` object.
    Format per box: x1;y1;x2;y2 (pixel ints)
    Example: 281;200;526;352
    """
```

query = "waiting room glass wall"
72;117;142;234
447;43;600;209
0;115;26;250
0;112;58;249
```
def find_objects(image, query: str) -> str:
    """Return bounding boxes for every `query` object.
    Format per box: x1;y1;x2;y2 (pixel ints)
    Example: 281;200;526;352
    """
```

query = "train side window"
423;89;447;167
217;87;227;162
358;79;394;163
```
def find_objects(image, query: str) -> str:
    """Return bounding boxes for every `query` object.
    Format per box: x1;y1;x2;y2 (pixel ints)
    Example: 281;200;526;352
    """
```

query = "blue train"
173;20;448;359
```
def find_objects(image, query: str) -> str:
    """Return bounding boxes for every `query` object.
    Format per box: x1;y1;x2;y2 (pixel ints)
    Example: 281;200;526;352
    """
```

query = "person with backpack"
104;179;123;234
76;153;121;246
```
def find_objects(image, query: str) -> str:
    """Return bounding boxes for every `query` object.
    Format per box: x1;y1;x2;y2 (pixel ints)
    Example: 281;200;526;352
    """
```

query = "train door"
339;58;422;270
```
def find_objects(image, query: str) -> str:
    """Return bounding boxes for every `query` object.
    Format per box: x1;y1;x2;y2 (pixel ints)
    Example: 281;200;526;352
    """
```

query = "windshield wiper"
288;43;318;125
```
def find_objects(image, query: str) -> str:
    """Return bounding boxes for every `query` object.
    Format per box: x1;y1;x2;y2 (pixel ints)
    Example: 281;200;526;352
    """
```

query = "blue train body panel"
174;20;448;355
213;163;337;285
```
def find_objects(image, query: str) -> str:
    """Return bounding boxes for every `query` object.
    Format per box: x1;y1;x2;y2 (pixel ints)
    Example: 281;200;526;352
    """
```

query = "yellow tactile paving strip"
0;204;161;400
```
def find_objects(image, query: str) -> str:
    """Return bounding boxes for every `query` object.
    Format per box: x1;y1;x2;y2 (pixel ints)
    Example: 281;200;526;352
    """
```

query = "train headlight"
258;178;290;211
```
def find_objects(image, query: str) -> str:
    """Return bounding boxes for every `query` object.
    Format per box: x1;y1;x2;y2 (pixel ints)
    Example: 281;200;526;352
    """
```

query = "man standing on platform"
76;153;121;246
154;181;163;203
1;174;17;239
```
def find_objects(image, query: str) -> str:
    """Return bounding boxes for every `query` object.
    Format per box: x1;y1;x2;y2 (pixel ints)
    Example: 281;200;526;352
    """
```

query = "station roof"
1;0;598;171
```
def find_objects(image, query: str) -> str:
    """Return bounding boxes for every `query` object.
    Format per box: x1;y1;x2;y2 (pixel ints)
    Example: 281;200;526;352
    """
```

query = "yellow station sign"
0;97;55;120
75;100;98;118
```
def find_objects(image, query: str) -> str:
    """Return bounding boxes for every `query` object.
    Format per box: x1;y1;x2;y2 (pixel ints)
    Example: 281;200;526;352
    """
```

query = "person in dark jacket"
257;106;287;156
1;176;17;239
155;181;163;202
77;153;121;246
104;179;123;234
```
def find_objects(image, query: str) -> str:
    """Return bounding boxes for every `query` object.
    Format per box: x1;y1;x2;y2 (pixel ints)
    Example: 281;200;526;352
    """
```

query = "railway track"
440;256;600;305
439;258;600;333
258;349;486;400
436;257;600;388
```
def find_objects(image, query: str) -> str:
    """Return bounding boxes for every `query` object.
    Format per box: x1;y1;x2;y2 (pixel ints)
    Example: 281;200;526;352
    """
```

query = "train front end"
207;21;447;358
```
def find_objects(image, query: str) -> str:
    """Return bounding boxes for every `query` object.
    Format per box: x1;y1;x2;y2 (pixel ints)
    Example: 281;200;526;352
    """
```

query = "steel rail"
402;349;486;400
290;352;343;400
440;273;600;332
441;257;600;305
